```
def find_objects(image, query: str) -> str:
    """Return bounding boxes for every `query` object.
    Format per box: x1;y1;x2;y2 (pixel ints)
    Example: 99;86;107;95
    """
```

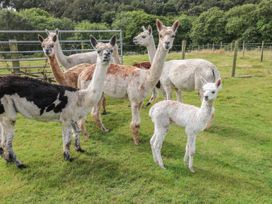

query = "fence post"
230;42;233;52
81;41;84;53
212;43;215;51
220;42;223;50
232;41;238;77
181;40;186;59
260;41;264;62
242;41;245;57
9;39;20;74
198;45;200;51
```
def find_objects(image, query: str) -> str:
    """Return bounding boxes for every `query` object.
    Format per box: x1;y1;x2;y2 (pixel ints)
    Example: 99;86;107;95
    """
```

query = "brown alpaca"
78;19;180;144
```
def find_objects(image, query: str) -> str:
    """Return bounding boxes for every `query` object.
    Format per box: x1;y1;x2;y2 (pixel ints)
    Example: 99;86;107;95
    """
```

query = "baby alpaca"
149;78;222;172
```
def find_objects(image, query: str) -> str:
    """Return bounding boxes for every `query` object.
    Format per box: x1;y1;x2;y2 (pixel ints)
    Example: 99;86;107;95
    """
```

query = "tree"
191;7;227;44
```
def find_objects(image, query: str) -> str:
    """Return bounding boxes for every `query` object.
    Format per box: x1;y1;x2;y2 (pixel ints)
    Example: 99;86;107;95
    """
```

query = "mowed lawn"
0;50;272;203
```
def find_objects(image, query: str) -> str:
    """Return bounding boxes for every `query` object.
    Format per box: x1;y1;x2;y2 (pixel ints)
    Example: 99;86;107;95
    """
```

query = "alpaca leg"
0;123;4;156
130;102;141;145
2;119;25;168
101;94;107;115
188;135;196;173
71;122;84;152
62;125;72;161
150;133;157;163
176;89;182;102
146;88;157;107
92;104;109;133
78;119;89;140
164;85;172;100
183;140;189;165
152;126;168;169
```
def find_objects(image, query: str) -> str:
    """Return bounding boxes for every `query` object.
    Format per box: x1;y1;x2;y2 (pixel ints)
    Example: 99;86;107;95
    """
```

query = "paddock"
0;49;271;202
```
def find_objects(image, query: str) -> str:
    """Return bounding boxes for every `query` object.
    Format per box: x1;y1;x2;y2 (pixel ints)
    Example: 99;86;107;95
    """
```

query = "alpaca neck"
81;58;109;107
146;42;168;88
48;55;66;84
112;44;121;64
198;100;214;124
147;35;156;63
54;38;69;68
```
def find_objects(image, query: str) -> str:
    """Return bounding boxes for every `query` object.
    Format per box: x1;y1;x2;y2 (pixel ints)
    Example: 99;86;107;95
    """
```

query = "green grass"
0;50;272;203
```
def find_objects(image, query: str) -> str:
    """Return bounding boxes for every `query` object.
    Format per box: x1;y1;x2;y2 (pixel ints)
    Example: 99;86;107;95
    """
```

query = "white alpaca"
0;36;116;168
133;26;221;105
149;78;222;172
45;29;121;70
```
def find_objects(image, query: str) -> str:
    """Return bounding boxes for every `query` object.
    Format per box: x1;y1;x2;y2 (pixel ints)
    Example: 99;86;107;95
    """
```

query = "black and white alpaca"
0;35;116;168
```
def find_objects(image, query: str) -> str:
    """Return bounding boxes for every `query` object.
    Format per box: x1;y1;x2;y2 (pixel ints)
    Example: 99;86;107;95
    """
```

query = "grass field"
0;50;272;203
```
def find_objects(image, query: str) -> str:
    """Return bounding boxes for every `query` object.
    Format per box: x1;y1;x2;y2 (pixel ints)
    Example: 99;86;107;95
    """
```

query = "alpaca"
149;78;222;172
0;36;116;168
38;34;110;136
133;25;221;106
45;29;121;70
78;19;180;145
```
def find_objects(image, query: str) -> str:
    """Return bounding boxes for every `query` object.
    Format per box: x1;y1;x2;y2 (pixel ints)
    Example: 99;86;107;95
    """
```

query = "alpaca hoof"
101;128;110;133
16;162;27;169
0;147;3;156
133;139;140;145
145;102;151;107
75;147;85;153
63;152;72;161
189;167;195;173
4;152;14;163
159;164;165;169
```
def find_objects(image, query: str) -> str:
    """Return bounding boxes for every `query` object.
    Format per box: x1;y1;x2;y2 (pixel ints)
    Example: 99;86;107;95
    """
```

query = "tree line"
0;0;271;49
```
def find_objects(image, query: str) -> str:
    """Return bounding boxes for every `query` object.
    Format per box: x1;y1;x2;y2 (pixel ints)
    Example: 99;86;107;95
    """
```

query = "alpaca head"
38;29;59;57
202;79;222;102
133;25;153;47
90;35;116;65
156;19;180;50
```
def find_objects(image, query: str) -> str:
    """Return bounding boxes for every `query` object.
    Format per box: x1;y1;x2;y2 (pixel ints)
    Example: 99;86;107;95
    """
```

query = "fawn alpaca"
149;78;222;172
0;36;116;168
78;19;180;144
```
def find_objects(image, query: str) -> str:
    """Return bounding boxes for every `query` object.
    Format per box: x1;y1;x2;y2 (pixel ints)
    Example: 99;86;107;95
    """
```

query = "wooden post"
9;39;20;74
181;40;186;59
232;41;238;77
198;45;200;51
81;41;84;53
212;43;215;51
220;42;223;50
207;43;210;50
242;41;245;57
230;42;233;52
260;41;264;62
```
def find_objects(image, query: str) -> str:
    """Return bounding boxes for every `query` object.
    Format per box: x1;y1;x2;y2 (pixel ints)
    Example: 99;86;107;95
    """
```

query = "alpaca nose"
165;42;170;49
45;49;50;55
205;96;209;101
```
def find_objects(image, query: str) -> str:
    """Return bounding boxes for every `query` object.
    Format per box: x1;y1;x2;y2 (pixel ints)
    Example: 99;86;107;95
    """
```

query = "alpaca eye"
97;50;102;54
110;49;113;53
159;34;162;38
212;91;215;94
50;45;54;48
142;36;146;39
171;35;175;38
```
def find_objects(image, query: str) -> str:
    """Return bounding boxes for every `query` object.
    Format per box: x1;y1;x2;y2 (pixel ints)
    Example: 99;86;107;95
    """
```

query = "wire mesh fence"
0;30;271;80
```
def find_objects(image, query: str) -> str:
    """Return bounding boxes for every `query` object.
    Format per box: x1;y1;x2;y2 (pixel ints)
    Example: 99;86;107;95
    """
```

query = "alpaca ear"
147;25;152;34
55;29;59;35
52;35;57;42
216;79;222;89
90;35;98;48
45;29;49;35
156;19;164;31
38;34;44;43
142;26;146;31
109;35;116;47
172;20;180;33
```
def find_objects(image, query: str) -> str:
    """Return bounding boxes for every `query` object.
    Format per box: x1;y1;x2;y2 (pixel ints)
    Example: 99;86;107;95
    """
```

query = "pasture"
0;50;272;203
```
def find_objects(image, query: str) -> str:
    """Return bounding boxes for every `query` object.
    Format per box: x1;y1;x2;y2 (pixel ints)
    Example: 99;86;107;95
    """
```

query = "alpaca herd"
0;19;222;172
